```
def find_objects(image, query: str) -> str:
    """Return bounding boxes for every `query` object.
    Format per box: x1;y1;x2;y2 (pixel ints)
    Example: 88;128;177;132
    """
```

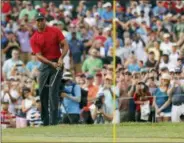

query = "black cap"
35;13;44;20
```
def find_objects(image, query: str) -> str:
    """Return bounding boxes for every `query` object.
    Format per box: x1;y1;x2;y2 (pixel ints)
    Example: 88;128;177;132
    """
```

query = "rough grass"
2;123;184;142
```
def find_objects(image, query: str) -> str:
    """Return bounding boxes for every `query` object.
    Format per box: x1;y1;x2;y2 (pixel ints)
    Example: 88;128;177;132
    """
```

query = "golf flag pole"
112;0;117;143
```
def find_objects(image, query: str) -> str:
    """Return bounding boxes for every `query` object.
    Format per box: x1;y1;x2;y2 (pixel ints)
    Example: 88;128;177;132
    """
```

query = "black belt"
173;102;184;106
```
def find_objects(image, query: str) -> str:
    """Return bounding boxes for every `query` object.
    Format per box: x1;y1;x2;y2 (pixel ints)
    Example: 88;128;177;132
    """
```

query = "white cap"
103;26;111;32
64;11;71;17
103;2;112;8
169;68;175;72
172;43;178;47
94;12;99;17
161;73;171;80
35;5;40;10
62;72;73;80
59;4;64;10
163;33;170;38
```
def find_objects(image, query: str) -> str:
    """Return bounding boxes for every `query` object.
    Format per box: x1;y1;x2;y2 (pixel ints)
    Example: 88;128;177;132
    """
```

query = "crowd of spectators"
1;0;184;128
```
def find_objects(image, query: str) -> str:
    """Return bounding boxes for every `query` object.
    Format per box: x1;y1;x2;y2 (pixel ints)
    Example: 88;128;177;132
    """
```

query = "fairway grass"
2;123;184;142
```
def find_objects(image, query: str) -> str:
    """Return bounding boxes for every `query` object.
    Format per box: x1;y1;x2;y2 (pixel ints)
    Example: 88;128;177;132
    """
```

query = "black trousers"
62;114;80;124
39;63;62;126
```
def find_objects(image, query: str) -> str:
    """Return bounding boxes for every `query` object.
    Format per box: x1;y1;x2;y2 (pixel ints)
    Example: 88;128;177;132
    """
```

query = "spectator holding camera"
91;93;113;124
96;74;120;123
2;49;25;80
153;73;172;122
60;72;81;124
133;82;153;122
168;75;184;122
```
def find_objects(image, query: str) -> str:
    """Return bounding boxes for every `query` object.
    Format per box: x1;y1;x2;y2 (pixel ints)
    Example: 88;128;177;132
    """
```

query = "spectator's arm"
128;86;135;97
61;85;81;103
82;60;88;73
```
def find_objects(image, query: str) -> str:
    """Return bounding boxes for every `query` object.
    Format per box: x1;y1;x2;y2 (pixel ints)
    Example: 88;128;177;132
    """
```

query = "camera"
95;94;104;109
180;114;184;121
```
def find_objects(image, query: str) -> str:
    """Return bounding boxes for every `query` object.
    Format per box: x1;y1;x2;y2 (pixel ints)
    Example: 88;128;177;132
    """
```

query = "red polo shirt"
30;26;65;60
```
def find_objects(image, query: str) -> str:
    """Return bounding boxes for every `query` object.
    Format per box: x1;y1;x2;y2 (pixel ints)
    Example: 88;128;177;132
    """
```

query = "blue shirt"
26;61;41;72
63;84;81;114
102;10;113;26
68;39;84;64
128;64;140;72
153;88;171;113
104;37;123;56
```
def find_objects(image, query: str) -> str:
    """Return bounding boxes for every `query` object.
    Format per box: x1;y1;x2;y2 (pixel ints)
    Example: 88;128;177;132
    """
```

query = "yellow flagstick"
112;0;117;143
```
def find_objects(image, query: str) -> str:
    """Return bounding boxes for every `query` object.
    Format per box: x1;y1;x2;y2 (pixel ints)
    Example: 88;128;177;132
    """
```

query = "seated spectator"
160;33;173;55
125;56;141;73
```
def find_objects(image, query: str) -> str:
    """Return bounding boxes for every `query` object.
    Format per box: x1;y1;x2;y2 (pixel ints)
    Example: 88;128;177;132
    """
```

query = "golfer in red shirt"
30;13;69;126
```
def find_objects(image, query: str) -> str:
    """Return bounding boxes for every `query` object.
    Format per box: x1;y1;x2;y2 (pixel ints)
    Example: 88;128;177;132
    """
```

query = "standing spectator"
69;32;85;74
153;73;172;122
169;44;179;68
82;74;98;124
61;72;81;124
168;76;184;122
1;102;16;129
16;22;33;63
82;48;103;76
133;82;153;122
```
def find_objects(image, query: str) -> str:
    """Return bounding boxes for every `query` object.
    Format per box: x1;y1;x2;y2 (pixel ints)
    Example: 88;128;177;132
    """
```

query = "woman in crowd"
153;73;172;122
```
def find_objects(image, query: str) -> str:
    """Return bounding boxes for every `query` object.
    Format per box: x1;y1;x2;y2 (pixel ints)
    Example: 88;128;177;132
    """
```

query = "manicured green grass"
2;123;184;142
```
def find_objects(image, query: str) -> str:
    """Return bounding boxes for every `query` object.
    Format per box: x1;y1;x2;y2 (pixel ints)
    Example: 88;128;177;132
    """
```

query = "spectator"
16;22;33;63
69;32;85;74
2;49;25;80
2;31;20;60
160;33;173;55
91;93;114;124
145;51;157;69
26;53;41;73
82;48;103;76
168;76;184;122
19;1;37;22
102;2;113;27
61;72;81;124
1;102;16;129
82;74;98;124
153;73;172;122
133;82;153;122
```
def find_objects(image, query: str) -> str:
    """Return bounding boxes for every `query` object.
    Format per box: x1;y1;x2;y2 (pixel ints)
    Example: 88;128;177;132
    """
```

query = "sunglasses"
37;19;44;22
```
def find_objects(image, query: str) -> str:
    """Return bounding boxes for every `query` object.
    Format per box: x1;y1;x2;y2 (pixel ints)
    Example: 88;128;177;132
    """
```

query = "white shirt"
2;58;24;79
132;41;148;63
169;52;179;68
160;42;173;55
84;17;96;27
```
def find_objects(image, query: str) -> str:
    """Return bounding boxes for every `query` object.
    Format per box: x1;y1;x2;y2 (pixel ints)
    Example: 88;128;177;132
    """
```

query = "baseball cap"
96;72;102;77
35;13;45;20
86;74;94;79
62;72;73;80
161;73;171;80
103;2;112;8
